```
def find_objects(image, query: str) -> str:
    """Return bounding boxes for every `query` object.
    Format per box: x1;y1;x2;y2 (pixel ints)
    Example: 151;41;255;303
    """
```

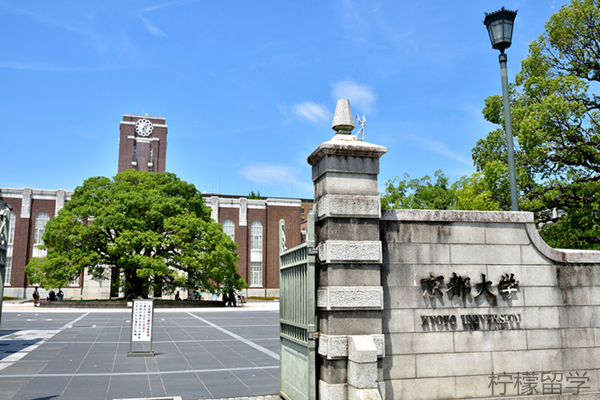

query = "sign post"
127;299;155;357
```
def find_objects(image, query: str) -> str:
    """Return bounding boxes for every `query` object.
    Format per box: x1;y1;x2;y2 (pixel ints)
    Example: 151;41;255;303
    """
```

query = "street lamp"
484;7;519;211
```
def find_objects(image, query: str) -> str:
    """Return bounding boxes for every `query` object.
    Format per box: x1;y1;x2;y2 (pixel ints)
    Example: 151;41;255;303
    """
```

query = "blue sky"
1;0;564;200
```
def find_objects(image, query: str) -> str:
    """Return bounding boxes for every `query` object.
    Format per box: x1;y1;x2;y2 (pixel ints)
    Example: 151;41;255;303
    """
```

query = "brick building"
1;113;312;299
1;188;76;299
205;195;313;297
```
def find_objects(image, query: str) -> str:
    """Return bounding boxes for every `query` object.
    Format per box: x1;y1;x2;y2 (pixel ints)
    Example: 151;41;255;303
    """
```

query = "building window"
223;219;235;241
34;213;50;245
8;212;15;244
250;262;262;287
301;208;305;214
4;257;10;285
251;221;262;250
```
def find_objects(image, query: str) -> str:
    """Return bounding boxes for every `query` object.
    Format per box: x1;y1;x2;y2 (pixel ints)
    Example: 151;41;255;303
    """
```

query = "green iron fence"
279;213;316;400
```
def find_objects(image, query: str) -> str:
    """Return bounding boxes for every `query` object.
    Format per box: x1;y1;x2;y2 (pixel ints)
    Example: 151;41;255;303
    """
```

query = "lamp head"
484;7;517;53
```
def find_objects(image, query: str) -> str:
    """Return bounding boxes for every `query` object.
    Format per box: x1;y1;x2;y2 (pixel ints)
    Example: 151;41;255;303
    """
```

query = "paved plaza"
0;303;280;400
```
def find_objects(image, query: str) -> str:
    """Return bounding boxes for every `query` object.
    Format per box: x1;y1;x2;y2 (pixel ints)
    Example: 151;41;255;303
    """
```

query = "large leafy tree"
381;170;500;211
381;170;458;210
26;170;246;298
479;0;600;249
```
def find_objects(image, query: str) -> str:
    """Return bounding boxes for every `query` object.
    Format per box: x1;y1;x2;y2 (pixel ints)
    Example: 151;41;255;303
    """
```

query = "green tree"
479;0;600;249
454;173;502;211
381;170;501;211
24;257;46;287
248;191;262;199
25;170;246;298
381;170;458;210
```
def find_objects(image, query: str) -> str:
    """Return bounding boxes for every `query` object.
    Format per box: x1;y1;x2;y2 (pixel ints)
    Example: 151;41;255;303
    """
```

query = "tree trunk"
124;268;147;299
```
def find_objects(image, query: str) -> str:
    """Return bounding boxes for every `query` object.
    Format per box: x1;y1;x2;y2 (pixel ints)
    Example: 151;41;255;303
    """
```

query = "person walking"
32;287;40;306
227;290;237;307
222;291;228;304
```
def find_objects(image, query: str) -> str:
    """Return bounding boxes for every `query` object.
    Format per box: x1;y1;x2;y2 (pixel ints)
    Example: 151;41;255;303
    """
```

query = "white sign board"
131;299;154;342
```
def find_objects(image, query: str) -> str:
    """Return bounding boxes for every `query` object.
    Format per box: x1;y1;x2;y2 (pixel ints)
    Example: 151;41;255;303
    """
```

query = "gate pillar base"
319;381;347;400
348;387;382;400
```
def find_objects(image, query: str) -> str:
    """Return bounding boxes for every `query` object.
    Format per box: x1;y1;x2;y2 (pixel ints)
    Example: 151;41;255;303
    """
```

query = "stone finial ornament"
331;99;355;134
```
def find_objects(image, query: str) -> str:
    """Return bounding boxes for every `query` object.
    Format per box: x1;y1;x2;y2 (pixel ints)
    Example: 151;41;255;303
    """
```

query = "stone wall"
380;209;600;400
308;99;600;400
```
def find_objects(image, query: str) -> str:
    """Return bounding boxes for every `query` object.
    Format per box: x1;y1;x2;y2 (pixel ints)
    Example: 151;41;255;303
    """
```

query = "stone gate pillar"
307;99;387;400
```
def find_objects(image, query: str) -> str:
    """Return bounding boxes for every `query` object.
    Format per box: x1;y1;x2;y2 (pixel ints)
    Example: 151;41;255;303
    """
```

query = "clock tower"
118;114;167;173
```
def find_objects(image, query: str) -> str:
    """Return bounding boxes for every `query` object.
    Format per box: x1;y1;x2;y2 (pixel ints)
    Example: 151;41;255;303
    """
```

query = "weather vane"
355;114;365;141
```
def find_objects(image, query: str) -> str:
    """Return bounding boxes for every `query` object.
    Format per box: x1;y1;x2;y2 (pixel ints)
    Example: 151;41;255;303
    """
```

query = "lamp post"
484;7;519;211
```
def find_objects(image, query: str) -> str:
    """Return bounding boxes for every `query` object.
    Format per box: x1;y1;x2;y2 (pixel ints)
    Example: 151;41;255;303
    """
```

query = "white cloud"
331;81;376;113
407;135;472;166
293;101;331;124
239;163;312;194
239;163;297;186
138;14;166;37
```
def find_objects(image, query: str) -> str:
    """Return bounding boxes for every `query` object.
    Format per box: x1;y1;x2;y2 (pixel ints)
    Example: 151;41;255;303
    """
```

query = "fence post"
307;99;387;400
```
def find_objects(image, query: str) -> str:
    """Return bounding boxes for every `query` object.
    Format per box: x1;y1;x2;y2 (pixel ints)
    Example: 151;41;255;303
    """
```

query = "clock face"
135;119;154;137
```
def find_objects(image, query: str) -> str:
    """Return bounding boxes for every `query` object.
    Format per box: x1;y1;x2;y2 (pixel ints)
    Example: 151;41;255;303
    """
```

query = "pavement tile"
20;349;62;362
9;376;71;400
111;357;149;373
106;375;152;400
39;356;85;374
90;342;118;353
76;358;116;374
0;359;46;375
161;374;211;400
60;376;110;400
199;370;252;398
148;374;168;398
231;369;280;395
0;377;33;400
189;356;255;370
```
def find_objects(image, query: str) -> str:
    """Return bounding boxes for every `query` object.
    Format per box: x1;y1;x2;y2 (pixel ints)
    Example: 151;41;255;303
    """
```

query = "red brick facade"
0;188;75;296
206;195;311;296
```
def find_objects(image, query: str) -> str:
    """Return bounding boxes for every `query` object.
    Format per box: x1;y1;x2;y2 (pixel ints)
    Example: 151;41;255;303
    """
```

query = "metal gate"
279;213;316;400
